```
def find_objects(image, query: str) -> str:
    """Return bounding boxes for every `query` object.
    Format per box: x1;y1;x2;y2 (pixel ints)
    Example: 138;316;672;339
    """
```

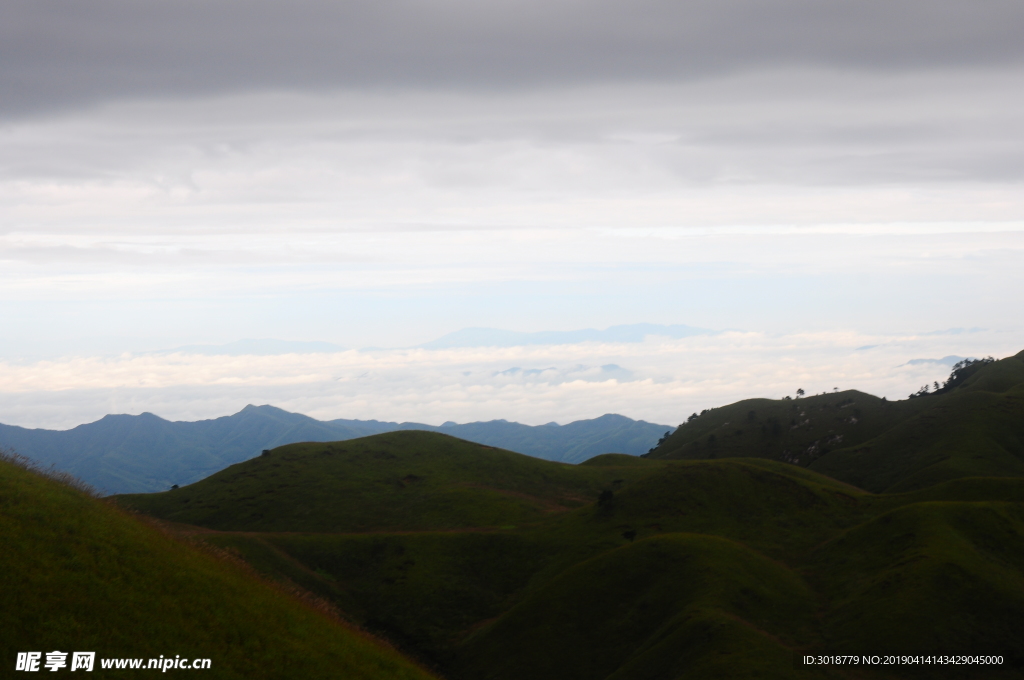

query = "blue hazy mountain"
417;323;716;349
0;406;672;494
903;355;968;367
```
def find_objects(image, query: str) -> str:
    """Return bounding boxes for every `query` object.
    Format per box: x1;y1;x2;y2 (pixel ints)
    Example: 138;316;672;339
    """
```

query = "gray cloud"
3;0;1024;117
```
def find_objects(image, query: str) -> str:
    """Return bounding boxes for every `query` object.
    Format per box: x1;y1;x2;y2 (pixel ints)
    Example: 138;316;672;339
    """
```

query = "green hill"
450;466;1024;679
648;350;1024;492
115;431;670;532
0;453;437;680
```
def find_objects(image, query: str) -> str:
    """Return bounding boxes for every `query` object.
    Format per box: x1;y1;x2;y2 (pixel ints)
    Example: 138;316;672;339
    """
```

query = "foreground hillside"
0;407;668;494
118;415;1024;679
0;454;437;680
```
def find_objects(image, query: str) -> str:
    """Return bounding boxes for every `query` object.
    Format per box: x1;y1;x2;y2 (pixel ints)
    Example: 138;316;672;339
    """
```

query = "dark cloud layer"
3;0;1023;117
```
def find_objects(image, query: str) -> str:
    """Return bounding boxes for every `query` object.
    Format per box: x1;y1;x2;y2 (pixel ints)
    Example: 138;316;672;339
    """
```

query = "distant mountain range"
0;407;672;494
139;323;718;356
902;355;967;366
416;323;716;349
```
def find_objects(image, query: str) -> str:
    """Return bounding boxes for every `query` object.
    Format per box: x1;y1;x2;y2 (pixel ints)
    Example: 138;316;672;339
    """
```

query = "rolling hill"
0;407;670;494
114;431;671;533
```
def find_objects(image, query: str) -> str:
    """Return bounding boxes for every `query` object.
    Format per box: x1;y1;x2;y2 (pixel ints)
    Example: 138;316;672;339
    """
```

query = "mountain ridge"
417;323;716;349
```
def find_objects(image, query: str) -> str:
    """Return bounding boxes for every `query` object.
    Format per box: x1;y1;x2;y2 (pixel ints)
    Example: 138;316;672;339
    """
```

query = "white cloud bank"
1;328;1018;430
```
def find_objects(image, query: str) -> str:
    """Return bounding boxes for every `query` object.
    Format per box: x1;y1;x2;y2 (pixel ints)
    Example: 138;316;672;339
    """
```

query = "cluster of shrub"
908;357;994;399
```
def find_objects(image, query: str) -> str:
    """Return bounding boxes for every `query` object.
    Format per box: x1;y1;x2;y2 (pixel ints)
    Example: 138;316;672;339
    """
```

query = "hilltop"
647;349;1024;492
115;431;671;532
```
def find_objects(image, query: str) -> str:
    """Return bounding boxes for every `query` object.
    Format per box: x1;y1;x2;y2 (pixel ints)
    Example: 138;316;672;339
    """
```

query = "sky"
2;0;1023;429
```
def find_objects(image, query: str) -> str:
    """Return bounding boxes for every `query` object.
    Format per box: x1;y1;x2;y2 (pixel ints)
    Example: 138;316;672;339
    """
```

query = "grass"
455;533;820;680
0;454;438;680
133;448;1024;678
808;501;1024;668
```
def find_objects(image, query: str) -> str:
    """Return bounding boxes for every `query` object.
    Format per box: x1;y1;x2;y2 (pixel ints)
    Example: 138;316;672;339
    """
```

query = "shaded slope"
449;495;1024;680
211;530;554;664
809;501;1024;660
0;456;436;680
454;534;818;680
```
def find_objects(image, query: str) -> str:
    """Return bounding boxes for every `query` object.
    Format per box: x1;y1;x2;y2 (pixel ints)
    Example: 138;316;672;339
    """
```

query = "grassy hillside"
0;454;437;680
120;442;1024;677
116;431;670;532
649;350;1024;492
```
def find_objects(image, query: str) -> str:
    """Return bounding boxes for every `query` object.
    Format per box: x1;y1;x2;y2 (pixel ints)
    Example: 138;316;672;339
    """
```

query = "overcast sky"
2;0;1023;428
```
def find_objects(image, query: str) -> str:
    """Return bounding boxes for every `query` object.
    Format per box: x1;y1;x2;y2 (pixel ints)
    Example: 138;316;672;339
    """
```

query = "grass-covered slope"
649;350;1024;492
808;501;1024;658
116;431;669;532
156;454;1024;678
545;459;870;562
210;530;555;663
0;456;436;680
